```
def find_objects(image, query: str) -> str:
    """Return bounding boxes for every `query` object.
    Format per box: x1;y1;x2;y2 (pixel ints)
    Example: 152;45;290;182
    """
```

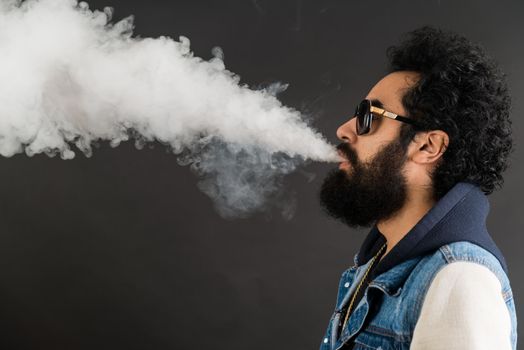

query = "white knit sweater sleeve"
410;261;512;349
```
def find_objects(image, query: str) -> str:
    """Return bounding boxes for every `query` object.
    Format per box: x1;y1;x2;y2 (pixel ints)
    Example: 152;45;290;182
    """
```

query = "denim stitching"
441;243;510;301
363;325;412;342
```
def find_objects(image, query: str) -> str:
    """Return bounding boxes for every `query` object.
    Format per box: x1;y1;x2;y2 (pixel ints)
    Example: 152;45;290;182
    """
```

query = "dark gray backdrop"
0;0;522;349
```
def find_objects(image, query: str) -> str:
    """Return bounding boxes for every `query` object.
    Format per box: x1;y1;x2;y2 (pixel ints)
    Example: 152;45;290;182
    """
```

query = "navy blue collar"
356;181;508;278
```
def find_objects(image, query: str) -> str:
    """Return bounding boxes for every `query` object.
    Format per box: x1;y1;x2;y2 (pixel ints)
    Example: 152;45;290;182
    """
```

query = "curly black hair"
386;25;514;200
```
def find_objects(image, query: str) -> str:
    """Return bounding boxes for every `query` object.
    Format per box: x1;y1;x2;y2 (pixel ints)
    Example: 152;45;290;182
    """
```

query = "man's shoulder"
416;241;502;270
411;241;511;297
436;241;508;282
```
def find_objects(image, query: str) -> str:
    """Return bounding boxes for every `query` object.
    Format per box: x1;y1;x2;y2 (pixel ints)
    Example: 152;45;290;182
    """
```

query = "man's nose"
336;117;357;143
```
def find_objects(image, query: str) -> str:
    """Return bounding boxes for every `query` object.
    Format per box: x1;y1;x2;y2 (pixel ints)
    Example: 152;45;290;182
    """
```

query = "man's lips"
337;150;348;162
338;161;349;170
337;150;352;170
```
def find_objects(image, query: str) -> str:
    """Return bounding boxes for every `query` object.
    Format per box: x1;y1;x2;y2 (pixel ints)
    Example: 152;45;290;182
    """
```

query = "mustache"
336;142;358;165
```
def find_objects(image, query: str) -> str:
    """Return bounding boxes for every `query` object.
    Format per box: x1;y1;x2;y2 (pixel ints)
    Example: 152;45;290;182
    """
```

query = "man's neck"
377;187;435;260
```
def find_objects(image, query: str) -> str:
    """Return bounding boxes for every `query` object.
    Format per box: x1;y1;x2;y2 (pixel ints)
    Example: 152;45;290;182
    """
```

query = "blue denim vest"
319;240;517;350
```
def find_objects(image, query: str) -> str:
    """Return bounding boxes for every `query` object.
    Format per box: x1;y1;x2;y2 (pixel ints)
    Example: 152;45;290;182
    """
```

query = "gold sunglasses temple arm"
370;105;420;127
370;106;398;120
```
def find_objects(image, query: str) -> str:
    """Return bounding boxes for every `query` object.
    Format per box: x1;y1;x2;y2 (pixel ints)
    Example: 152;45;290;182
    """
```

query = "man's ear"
411;130;449;165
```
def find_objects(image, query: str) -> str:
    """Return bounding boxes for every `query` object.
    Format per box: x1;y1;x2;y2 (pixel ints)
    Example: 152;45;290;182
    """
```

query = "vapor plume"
0;0;340;218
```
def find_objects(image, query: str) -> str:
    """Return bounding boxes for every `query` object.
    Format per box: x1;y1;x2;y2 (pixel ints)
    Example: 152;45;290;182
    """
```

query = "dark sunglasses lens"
356;100;370;135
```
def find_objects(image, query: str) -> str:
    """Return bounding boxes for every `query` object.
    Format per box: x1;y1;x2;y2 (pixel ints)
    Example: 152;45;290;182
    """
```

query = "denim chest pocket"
351;328;410;350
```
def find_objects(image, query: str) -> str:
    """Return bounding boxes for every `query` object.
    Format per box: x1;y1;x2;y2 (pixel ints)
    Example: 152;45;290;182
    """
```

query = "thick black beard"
319;138;409;228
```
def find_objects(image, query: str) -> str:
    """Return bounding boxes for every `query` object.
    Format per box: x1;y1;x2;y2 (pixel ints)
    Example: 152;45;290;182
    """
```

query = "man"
318;26;517;349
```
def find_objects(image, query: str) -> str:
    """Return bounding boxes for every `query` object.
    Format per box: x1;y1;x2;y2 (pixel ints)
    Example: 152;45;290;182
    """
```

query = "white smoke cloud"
0;0;340;218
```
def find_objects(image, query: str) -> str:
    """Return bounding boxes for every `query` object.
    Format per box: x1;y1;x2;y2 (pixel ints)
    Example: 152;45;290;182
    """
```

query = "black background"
0;0;523;349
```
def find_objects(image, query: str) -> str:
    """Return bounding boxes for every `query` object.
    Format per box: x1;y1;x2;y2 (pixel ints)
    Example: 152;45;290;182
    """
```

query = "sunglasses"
353;99;421;135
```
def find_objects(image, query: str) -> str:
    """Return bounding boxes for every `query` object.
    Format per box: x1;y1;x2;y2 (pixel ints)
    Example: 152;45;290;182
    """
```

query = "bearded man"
318;26;517;350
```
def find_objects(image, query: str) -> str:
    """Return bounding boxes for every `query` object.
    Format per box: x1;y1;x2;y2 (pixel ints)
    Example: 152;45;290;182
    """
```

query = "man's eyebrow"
369;98;384;109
